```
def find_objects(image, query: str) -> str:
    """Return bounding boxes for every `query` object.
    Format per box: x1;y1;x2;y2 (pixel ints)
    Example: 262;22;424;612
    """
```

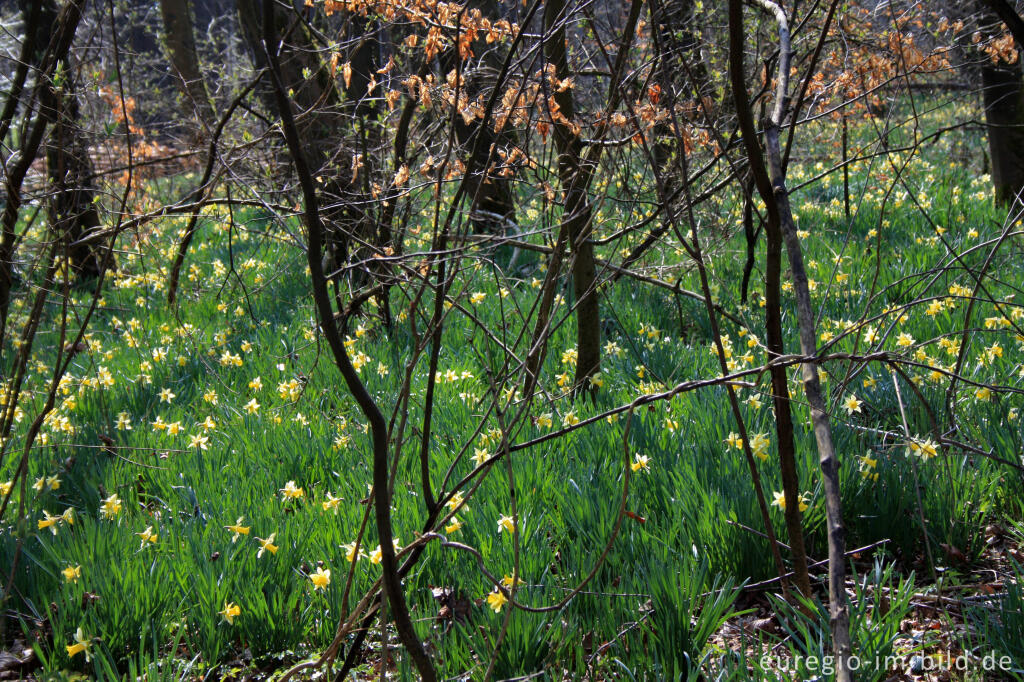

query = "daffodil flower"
322;492;341;513
38;510;61;535
446;491;467;513
486;590;508;613
630;453;651;473
100;494;122;520
218;601;241;625
256;533;278;558
497;515;516;535
501;574;524;588
771;491;809;513
842;395;863;414
280;480;303;500
137;526;158;546
66;627;92;661
342;541;364;563
310;567;331;591
749;433;771;461
62;565;82;583
225;517;250;542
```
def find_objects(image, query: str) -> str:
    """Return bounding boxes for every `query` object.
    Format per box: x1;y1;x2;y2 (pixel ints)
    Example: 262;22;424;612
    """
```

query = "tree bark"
726;0;814;607
540;0;602;390
159;0;217;135
729;0;853;677
0;0;91;346
982;61;1024;204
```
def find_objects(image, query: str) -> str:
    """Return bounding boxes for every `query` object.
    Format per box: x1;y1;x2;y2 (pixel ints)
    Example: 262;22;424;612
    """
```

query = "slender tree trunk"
159;0;217;136
542;0;602;390
0;0;89;346
46;64;107;280
451;0;517;235
982;60;1024;204
726;0;814;606
729;0;853;677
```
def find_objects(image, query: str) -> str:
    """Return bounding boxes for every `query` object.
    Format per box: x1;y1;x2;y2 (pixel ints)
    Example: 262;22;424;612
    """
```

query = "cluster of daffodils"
771;490;810;513
725;431;771;461
906;436;939;461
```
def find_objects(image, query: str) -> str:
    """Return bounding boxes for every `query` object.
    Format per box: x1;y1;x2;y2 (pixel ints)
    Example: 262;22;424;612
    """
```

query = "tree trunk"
449;0;517;235
541;0;602;390
33;0;108;280
0;0;88;346
160;0;217;135
982;61;1024;204
729;0;853;677
234;0;382;296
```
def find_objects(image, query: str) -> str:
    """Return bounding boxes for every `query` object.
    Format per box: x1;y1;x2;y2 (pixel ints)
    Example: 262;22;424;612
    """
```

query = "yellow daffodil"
501;574;524;588
771;491;809;512
906;437;939;460
497;515;516;535
218;601;241;625
446;491;467;513
749;433;771;461
445;517;463;534
66;627;92;661
310;567;331;591
225;517;250;542
630;453;651;473
137;526;158;545
280;480;303;500
342;541;364;563
38;510;61;535
256;533;278;558
842;395;863;414
100;494;122;520
62;565;81;583
322;492;341;513
486;590;508;613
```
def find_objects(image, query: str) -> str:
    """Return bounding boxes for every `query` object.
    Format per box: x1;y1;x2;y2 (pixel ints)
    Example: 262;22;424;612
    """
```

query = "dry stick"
745;0;853;677
481;404;520;680
259;5;435;680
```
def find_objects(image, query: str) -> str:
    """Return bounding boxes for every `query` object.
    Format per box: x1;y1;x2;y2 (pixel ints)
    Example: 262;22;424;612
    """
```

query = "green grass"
2;112;1023;678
